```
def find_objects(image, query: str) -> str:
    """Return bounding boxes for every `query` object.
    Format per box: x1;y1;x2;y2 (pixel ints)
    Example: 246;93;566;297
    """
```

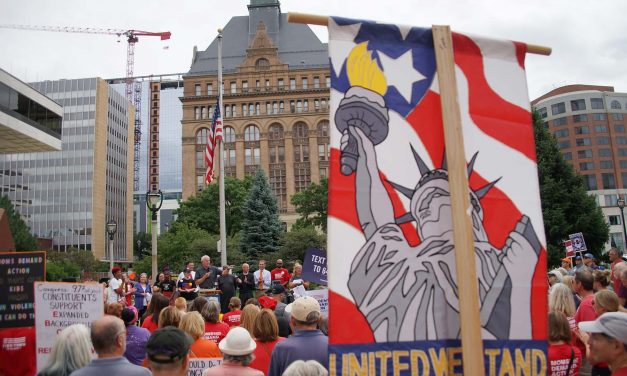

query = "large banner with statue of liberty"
326;17;548;375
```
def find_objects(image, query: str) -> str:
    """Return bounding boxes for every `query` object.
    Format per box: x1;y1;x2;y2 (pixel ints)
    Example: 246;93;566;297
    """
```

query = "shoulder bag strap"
565;347;574;375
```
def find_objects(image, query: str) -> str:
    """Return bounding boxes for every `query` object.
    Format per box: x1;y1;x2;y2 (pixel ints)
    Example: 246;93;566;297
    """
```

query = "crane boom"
0;23;171;192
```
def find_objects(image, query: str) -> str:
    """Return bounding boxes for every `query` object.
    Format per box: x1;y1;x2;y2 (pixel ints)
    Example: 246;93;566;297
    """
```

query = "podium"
199;289;221;305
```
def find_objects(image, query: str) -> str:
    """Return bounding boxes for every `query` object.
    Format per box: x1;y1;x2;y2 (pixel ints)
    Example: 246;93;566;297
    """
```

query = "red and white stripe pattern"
327;21;547;344
204;99;223;185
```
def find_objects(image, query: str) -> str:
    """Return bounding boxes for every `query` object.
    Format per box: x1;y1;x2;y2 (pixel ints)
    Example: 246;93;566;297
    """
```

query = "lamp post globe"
146;189;163;281
106;219;117;276
617;197;627;250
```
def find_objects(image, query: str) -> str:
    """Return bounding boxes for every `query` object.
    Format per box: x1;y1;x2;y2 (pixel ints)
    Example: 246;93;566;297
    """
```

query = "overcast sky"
1;0;626;100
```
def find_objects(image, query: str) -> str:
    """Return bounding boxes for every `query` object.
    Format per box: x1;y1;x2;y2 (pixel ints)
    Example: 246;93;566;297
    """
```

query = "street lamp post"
106;219;117;277
146;190;164;281
618;198;627;251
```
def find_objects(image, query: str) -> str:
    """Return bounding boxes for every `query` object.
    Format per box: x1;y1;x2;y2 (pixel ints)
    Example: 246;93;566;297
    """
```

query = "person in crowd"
134;273;151;321
222;297;242;327
282;360;328;376
240;304;261;335
574;256;586;273
617;264;627;308
158;306;183;328
249;309;286;374
574;269;597;374
146;327;193;376
259;295;291;338
142;293;170;333
267;285;288;319
548;311;581;376
202;327;263;376
218;265;238;314
549;283;577;343
245;298;260;308
549;270;563;291
105;302;124;318
578;312;627;376
317;318;328;336
177;269;198;301
121;307;150;366
70;315;150;376
152;272;165;294
562;257;573;275
563;275;582;309
584;253;599;270
201;300;230;343
594;269;612;292
268;297;328;376
190;296;209;314
179;311;222;358
157;271;176;300
237;263;256;304
177;261;196;283
271;259;291;289
609;248;625;292
195;255;222;290
121;273;137;307
175;297;188;312
107;267;124;305
288;263;309;299
254;260;272;298
37;324;92;376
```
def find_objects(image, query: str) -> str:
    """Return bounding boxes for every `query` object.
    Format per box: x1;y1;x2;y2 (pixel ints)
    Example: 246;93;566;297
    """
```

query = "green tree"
278;226;326;264
533;112;609;267
0;195;37;251
133;232;152;260
176;176;253;236
291;178;328;232
240;169;283;257
45;248;109;281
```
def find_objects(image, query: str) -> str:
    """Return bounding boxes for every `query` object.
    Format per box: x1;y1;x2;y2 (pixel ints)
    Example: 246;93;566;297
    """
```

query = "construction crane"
0;24;171;191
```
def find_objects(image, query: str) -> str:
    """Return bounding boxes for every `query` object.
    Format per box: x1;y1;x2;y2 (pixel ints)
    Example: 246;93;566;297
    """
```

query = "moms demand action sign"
34;282;103;371
0;251;45;328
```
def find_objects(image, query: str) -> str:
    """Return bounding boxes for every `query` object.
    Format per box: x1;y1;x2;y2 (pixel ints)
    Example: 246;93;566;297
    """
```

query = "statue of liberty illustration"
336;43;542;342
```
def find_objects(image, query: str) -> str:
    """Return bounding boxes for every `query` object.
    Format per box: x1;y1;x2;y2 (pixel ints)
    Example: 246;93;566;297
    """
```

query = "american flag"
327;17;547;346
205;98;223;185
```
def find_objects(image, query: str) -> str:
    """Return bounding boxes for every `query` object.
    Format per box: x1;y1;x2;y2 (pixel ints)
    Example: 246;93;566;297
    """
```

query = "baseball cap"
578;312;627;345
575;256;582;260
285;296;321;322
258;295;277;310
268;285;286;295
548;270;563;283
561;258;571;264
146;327;193;364
219;327;256;355
584;253;594;259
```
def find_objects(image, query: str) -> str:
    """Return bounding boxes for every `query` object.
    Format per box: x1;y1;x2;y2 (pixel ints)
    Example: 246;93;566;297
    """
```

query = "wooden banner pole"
432;24;486;375
287;12;552;56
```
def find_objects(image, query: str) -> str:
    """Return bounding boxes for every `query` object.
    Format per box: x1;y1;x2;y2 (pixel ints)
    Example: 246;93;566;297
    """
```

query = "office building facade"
0;77;134;261
181;0;330;223
532;85;627;251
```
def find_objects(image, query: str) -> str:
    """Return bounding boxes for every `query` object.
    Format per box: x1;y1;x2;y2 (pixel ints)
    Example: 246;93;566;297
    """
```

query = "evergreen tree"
533;112;609;267
240;169;283;257
0;195;37;251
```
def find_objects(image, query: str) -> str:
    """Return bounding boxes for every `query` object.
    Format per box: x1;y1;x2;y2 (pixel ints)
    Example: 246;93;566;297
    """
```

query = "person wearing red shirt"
574;269;596;373
548;312;581;376
222;297;242;327
579;312;627;376
609;248;625;292
270;259;291;288
249;309;286;374
201;300;229;343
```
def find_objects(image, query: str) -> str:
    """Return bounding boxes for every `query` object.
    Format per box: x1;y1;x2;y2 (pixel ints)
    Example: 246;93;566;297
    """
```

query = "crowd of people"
547;248;627;376
37;256;327;376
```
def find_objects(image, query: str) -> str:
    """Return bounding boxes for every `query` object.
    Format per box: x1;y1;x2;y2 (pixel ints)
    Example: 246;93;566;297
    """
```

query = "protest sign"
301;248;327;285
563;239;575;257
34;282;103;371
187;358;222;376
568;232;587;252
0;251;45;329
305;289;328;317
326;16;548;375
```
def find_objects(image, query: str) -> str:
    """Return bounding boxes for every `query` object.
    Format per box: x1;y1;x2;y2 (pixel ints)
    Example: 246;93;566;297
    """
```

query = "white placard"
187;358;222;375
305;289;328;317
35;282;103;371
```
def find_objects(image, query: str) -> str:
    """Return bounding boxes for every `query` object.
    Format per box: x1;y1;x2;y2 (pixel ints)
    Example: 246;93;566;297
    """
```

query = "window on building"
290;100;295;113
611;100;622;110
242;81;248;92
242;104;248;117
194;107;201;120
578;149;592;158
195;84;201;96
266;102;272;115
620;148;627;157
598;149;612;157
273;102;278;114
255;80;260;90
570;99;586;111
224;126;236;143
613;113;624;121
231;104;237;117
563;152;572;161
223;149;236;167
303;100;309;112
314;77;320;88
244;147;260;166
595;125;608;133
557;140;571;149
554;129;569;138
602;173;616;189
256;58;270;70
207;84;213;96
592;113;606;121
610;232;624;251
278;79;284;90
551;102;566;115
622;160;627;169
582;174;597;190
576;138;591;146
579;162;594;171
553;117;567;126
609;215;622;226
597;137;610;145
290;78;296;90
255;103;260;115
197;175;204;192
249;104;254;116
616;124;626;133
623;173;627;189
296;101;302;113
244;125;260;141
326;77;331;87
195;128;210;171
591;98;604;109
314;99;320;111
265;79;270;89
318;144;328;161
201;107;207;119
617;136;627;145
317;121;329;137
600;160;614;169
230;82;237;94
302;78;308;89
293;122;309;138
269;123;284;140
573;114;588;123
538;107;547;118
279;101;284;113
605;194;619;207
225;105;231;118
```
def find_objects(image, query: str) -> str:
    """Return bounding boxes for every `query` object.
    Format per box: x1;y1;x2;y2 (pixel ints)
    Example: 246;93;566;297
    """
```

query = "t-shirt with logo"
271;268;291;286
548;343;581;376
222;310;242;327
203;321;230;343
158;280;175;298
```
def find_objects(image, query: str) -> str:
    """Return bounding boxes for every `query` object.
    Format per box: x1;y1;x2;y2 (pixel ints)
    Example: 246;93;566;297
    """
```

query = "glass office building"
0;77;134;261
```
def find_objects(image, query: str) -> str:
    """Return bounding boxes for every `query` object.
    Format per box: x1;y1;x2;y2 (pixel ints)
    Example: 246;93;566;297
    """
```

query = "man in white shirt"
253;260;271;298
108;267;123;304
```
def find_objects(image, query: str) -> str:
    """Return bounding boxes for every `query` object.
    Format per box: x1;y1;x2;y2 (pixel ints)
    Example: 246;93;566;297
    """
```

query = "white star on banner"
328;17;362;77
378;49;425;102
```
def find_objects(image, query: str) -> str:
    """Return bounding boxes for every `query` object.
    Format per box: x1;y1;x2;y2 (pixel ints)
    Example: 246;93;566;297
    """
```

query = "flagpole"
218;28;227;267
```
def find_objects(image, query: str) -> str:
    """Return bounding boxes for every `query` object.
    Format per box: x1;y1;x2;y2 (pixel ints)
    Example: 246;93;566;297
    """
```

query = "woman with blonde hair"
174;297;188;312
37;324;92;376
249;308;286;374
592;269;611;292
158;305;183;328
180;311;222;358
549;283;577;344
561;275;581;309
239;304;261;335
547;312;581;376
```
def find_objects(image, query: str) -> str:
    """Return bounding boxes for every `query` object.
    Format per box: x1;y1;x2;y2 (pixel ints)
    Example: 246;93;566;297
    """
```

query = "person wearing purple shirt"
121;307;151;365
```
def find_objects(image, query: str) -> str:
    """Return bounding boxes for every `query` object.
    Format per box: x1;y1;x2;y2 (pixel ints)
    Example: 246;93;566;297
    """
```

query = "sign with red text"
0;251;45;328
34;282;103;371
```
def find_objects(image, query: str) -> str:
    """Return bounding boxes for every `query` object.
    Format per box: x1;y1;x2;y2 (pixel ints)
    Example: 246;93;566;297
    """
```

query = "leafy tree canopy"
291;178;328;233
0;195;37;251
